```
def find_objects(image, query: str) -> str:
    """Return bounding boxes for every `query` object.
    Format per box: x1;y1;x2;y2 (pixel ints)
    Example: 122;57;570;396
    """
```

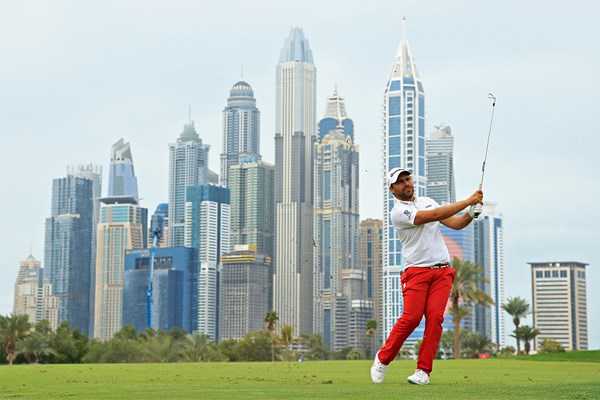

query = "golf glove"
468;204;483;219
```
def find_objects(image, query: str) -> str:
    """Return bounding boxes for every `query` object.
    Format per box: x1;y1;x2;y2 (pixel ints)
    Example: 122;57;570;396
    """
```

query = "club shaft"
479;100;496;189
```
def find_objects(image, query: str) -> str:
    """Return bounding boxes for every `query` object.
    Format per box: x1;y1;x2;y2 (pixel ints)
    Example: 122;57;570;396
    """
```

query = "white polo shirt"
389;196;450;268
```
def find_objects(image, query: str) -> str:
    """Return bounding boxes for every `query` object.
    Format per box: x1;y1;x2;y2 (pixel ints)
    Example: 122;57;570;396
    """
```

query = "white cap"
387;167;412;188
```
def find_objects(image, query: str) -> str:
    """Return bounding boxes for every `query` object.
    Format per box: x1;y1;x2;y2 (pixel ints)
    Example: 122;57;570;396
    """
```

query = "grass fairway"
1;357;599;399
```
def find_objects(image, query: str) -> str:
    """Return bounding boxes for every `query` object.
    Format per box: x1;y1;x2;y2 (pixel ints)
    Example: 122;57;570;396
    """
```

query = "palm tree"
501;296;531;355
15;333;55;364
0;313;32;365
514;325;539;355
183;332;211;362
365;318;377;358
280;325;294;361
449;257;494;359
264;310;279;362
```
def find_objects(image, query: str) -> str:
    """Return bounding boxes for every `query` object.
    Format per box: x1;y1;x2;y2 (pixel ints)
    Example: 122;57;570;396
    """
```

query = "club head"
488;92;496;101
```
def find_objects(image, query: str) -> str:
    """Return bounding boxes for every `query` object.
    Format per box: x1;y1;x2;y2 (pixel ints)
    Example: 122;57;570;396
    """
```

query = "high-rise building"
219;244;270;341
530;261;588;351
382;20;426;345
273;27;317;336
122;247;198;333
220;80;261;188
13;255;59;330
228;160;274;309
473;203;506;347
148;203;169;248
426;126;455;205
66;164;102;335
184;184;230;341
93;196;147;340
359;219;383;346
313;90;359;349
168;121;218;247
44;175;94;335
317;89;354;142
108;139;139;200
339;269;372;351
441;223;476;334
229;160;274;258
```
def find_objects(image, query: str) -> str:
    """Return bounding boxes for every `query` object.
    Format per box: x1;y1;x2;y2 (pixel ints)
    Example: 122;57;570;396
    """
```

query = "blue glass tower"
382;20;426;346
149;203;169;247
474;204;506;347
108;139;139;200
220;80;261;187
44;176;94;335
123;247;198;333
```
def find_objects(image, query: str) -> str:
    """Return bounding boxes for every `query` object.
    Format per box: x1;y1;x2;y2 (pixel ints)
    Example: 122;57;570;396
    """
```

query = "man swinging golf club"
370;167;483;385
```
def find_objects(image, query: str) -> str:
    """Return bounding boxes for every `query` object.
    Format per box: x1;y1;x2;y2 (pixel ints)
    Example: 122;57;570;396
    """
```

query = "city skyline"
1;1;598;349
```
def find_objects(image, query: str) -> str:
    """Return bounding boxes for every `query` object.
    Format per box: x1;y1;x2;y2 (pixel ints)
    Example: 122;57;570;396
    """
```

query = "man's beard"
398;187;414;201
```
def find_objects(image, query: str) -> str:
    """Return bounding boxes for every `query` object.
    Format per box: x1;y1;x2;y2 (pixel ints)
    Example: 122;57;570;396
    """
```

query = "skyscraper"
426;126;455;205
168;121;218;247
220;80;261;188
93;196;147;340
228;160;274;309
44;175;94;335
108;139;139;200
473;203;506;347
382;20;426;345
229;160;274;257
66;164;102;335
273;27;317;336
219;244;270;341
148;203;169;248
530;261;588;351
184;184;230;341
359;219;383;346
13;254;59;330
313;89;360;349
317;89;354;142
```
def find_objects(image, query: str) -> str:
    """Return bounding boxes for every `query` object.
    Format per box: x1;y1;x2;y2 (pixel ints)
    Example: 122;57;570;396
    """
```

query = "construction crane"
147;228;161;329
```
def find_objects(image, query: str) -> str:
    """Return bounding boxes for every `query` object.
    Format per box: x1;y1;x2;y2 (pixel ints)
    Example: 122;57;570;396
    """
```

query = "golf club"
479;92;496;189
473;92;496;218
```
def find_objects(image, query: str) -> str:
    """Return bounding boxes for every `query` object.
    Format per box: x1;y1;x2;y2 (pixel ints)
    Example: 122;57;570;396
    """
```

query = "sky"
1;1;598;349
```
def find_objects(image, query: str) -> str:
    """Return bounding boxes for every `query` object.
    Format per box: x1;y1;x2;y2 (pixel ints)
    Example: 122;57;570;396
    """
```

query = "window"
536;271;543;278
560;270;567;278
552;270;558;278
544;271;551;278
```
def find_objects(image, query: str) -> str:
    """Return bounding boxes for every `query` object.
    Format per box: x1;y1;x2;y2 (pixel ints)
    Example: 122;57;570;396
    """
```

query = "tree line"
1;258;565;365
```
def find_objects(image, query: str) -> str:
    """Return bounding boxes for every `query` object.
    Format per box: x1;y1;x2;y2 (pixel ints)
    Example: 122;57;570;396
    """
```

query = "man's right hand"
468;189;484;206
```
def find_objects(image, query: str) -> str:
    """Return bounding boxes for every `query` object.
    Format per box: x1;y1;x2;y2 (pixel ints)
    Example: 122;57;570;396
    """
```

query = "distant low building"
530;261;588;351
13;255;58;330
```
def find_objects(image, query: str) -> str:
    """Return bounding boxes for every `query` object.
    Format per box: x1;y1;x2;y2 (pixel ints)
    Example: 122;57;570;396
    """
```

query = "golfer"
371;167;483;385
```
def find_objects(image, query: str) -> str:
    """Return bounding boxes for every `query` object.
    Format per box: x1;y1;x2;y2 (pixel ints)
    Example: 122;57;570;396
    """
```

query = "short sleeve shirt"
389;196;450;267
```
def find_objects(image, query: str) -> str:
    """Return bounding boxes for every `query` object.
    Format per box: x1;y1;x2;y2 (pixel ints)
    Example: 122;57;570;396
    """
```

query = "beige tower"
94;196;145;340
530;261;589;351
13;255;58;330
359;219;383;345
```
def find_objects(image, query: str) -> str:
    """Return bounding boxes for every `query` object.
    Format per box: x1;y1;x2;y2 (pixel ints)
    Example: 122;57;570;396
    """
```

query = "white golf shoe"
370;351;387;384
407;369;430;385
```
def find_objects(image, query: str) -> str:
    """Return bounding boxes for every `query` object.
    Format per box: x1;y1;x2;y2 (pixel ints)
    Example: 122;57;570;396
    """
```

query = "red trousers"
378;266;455;374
